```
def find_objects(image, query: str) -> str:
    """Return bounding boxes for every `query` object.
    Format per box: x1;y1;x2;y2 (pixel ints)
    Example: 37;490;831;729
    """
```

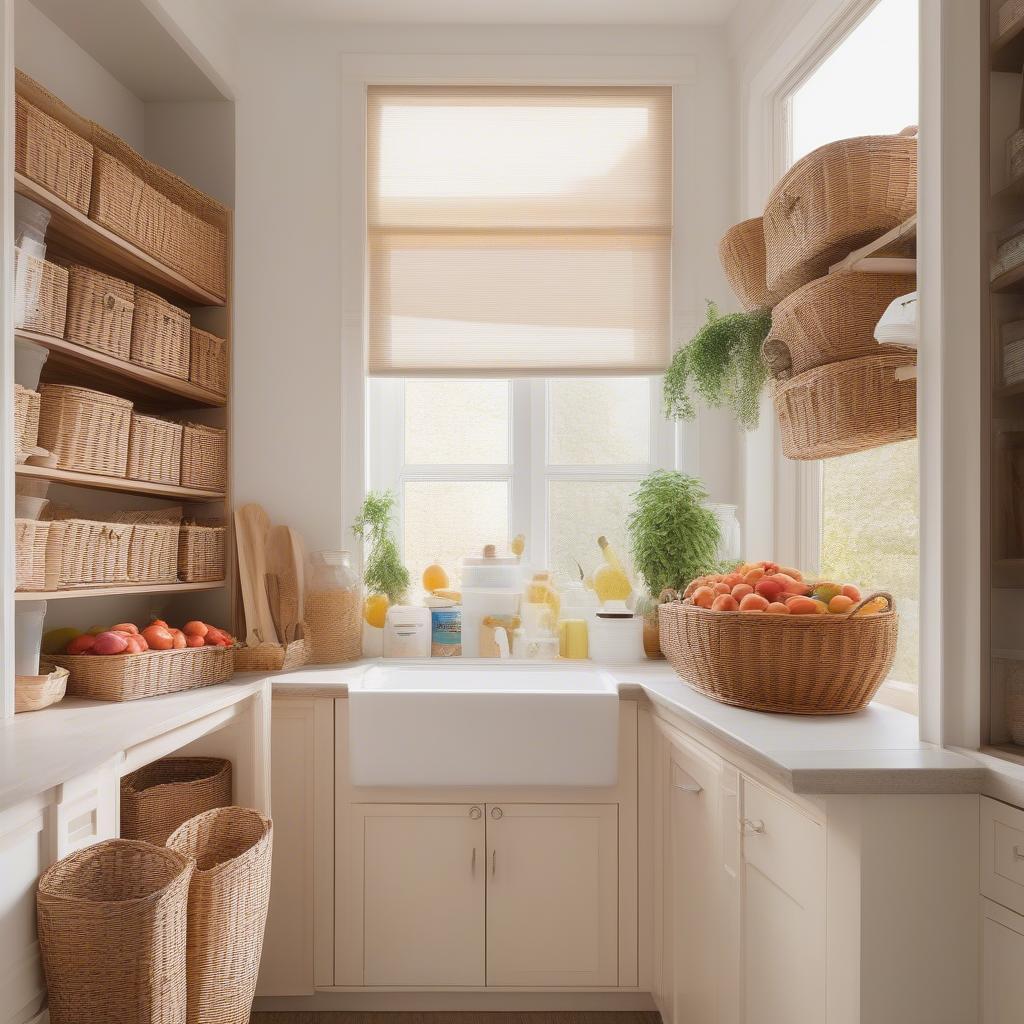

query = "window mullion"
511;380;532;558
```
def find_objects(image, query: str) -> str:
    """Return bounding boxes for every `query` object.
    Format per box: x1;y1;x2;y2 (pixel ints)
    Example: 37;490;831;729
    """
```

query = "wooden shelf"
19;330;226;410
15;581;225;602
15;464;225;502
993;19;1024;73
828;216;917;274
15;173;224;307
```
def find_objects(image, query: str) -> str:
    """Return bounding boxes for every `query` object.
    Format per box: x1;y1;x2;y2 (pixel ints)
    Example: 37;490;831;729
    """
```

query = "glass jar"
704;503;742;563
305;550;362;664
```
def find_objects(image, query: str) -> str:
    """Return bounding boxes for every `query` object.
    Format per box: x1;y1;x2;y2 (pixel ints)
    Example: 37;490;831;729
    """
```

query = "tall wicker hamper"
128;413;183;485
131;287;191;379
181;423;227;491
36;840;193;1024
166;808;273;1024
62;262;135;359
14;247;68;337
37;383;132;477
121;757;233;846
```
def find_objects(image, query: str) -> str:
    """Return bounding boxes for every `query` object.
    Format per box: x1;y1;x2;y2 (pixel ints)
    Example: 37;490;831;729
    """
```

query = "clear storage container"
306;550;362;664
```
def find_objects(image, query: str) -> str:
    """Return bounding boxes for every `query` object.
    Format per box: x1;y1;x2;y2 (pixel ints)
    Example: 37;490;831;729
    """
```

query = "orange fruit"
828;595;855;615
711;593;739;612
421;562;450;593
739;593;770;612
765;602;791;614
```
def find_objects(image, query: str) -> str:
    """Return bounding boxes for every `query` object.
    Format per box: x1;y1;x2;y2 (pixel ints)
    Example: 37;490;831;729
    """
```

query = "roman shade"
367;85;672;376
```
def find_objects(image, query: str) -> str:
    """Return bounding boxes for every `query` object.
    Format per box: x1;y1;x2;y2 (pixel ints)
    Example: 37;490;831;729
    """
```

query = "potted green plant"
627;470;722;658
352;490;410;632
663;301;773;430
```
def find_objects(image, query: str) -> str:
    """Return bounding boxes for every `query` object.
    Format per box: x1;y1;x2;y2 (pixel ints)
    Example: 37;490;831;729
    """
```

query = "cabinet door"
486;803;618;987
738;776;825;1024
361;804;485;986
983;898;1024;1023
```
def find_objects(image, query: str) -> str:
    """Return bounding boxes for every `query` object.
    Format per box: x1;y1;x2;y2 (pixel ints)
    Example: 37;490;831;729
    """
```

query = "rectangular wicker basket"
48;645;235;701
15;518;50;591
37;383;132;477
178;521;226;582
124;521;180;584
14;384;40;464
127;413;183;486
43;517;132;589
131;287;190;380
62;262;135;360
14;247;68;338
181;423;227;492
189;327;228;397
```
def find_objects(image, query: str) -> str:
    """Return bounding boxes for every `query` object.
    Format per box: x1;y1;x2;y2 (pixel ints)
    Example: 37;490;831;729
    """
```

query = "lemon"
421;562;450;594
364;593;390;629
510;534;525;557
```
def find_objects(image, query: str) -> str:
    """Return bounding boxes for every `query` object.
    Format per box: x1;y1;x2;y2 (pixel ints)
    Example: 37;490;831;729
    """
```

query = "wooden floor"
252;1014;661;1024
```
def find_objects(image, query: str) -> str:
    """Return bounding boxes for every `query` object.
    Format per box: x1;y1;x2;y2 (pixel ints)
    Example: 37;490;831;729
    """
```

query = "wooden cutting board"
235;503;279;645
266;525;306;643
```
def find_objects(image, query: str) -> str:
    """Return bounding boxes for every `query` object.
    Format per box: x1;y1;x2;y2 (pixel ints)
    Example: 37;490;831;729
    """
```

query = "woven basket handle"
843;591;895;619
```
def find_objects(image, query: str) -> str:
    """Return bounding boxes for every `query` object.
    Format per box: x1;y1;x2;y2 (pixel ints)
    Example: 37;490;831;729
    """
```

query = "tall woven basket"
36;840;193;1024
166;807;273;1024
658;592;898;714
121;757;232;845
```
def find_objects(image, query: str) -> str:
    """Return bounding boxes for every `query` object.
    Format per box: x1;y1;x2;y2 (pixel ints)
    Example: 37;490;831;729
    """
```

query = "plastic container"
15;336;49;390
383;605;431;658
461;545;525;589
15;599;47;677
14;193;50;260
589;610;644;665
705;503;742;563
462;588;520;658
429;600;461;657
306;550;361;664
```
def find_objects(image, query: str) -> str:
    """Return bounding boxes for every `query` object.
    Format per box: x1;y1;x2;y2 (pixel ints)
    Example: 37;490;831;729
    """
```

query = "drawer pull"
741;817;766;836
1014;845;1024;861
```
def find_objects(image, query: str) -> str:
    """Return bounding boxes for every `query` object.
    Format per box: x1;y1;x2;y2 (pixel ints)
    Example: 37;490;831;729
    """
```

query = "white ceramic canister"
382;605;431;658
588;610;645;666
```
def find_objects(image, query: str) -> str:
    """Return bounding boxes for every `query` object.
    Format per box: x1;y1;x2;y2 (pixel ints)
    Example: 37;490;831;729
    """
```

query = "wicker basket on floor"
719;217;786;312
181;423;227;492
36;840;193;1024
15;518;50;591
14;247;68;338
166;807;273;1024
763;132;917;297
131;287;190;379
178;520;227;581
128;413;183;485
15;88;93;214
43;516;131;589
122;757;232;846
763;269;917;379
14;383;40;464
658;592;898;714
62;262;135;359
190;327;228;397
37;383;132;477
773;348;917;460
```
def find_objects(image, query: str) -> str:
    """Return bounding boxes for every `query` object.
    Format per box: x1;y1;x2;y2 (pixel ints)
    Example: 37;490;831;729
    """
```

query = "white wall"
231;21;741;554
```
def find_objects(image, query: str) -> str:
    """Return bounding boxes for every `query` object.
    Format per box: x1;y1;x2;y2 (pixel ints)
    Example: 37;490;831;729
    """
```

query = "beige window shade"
367;85;672;376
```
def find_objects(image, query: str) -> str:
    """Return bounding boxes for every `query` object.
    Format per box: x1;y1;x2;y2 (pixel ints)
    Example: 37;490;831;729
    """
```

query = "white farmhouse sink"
348;663;619;787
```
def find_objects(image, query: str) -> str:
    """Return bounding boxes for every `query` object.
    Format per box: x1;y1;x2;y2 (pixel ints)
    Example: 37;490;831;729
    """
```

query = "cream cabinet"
982;898;1024;1023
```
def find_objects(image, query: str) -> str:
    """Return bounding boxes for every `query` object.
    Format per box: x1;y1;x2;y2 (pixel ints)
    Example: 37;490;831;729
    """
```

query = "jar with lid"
306;550;362;664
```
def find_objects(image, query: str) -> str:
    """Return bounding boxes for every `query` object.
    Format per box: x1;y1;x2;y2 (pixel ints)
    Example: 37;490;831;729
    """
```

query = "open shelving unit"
15;580;224;602
15;463;225;502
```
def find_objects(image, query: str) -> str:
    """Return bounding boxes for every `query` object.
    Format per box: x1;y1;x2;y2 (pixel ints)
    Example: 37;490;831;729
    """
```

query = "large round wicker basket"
658;593;898;715
718;217;786;312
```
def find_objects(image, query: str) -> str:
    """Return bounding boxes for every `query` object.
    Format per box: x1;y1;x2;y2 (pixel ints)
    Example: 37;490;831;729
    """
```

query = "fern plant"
351;490;410;603
663;302;772;430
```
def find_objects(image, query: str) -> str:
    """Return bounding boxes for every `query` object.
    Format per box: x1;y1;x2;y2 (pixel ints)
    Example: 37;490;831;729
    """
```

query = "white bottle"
383;605;431;658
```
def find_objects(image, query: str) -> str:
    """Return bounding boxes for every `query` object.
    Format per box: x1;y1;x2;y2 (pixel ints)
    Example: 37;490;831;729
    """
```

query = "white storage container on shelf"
14;193;50;260
15;600;47;676
15;336;49;389
460;544;526;657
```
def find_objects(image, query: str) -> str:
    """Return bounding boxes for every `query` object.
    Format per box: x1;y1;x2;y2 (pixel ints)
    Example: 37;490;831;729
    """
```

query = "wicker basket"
763;132;917;297
15;667;68;713
43;516;131;589
15;518;50;591
37;383;132;477
14;90;93;214
658;592;898;714
774;348;917;460
190;327;228;397
62;262;135;359
166;807;273;1024
124;520;181;584
36;840;193;1024
49;644;235;701
718;218;786;312
181;423;227;492
14;383;40;464
234;636;310;672
128;413;183;485
121;757;232;846
178;520;227;581
14;247;68;338
763;270;916;379
132;287;191;379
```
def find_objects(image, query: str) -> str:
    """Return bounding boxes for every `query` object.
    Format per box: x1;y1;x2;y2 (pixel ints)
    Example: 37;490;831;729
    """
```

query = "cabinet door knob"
741;817;766;835
471;847;477;874
491;849;497;876
490;806;503;819
469;805;482;819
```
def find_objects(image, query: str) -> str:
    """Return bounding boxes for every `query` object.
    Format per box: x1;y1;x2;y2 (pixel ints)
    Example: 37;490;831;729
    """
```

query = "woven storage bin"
63;262;135;359
125;520;181;584
36;840;193;1024
14;247;68;338
37;383;132;477
178;521;227;582
128;413;183;485
14;90;93;214
15;667;67;713
181;423;227;492
132;287;190;379
718;218;786;312
190;327;228;397
90;138;228;300
167;807;273;1024
763;269;916;379
43;517;131;588
49;644;235;702
15;518;49;591
14;383;40;464
658;592;898;714
234;637;310;672
774;348;917;460
121;757;232;846
763;132;917;297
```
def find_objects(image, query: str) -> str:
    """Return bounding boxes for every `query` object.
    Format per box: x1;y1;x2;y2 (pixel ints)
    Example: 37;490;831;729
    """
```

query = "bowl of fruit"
658;560;897;715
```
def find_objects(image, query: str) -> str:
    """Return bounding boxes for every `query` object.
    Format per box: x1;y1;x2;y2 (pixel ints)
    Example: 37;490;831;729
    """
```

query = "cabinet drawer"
981;796;1024;916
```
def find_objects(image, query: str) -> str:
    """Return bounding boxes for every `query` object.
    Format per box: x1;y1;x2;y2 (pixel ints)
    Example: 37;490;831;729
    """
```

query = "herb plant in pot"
628;471;722;658
352;489;410;655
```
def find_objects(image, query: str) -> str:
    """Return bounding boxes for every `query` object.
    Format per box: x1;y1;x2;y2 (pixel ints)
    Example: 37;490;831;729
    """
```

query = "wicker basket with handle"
166;807;273;1024
14;247;68;338
128;412;183;485
121;757;232;846
131;287;191;379
658;591;898;714
43;516;131;589
62;262;135;359
37;383;132;477
190;327;228;397
36;840;193;1024
718;217;787;312
178;520;227;581
763;131;917;298
14;383;40;464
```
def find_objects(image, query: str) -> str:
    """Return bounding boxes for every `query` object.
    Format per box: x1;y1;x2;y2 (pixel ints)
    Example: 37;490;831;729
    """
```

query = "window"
785;0;920;690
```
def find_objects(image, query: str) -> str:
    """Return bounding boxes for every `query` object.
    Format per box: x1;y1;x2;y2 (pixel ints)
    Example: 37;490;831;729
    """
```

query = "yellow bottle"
592;536;632;604
525;570;561;625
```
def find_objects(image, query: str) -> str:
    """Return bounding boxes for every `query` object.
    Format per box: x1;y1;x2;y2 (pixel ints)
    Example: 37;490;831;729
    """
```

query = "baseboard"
253;990;658;1012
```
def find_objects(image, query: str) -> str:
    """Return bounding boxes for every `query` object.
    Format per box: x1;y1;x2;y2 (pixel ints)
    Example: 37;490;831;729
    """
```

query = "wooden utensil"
266;525;306;643
235;503;279;645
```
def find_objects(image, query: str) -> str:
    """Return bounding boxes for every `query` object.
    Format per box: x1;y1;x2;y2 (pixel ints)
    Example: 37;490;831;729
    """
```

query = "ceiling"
219;0;743;26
